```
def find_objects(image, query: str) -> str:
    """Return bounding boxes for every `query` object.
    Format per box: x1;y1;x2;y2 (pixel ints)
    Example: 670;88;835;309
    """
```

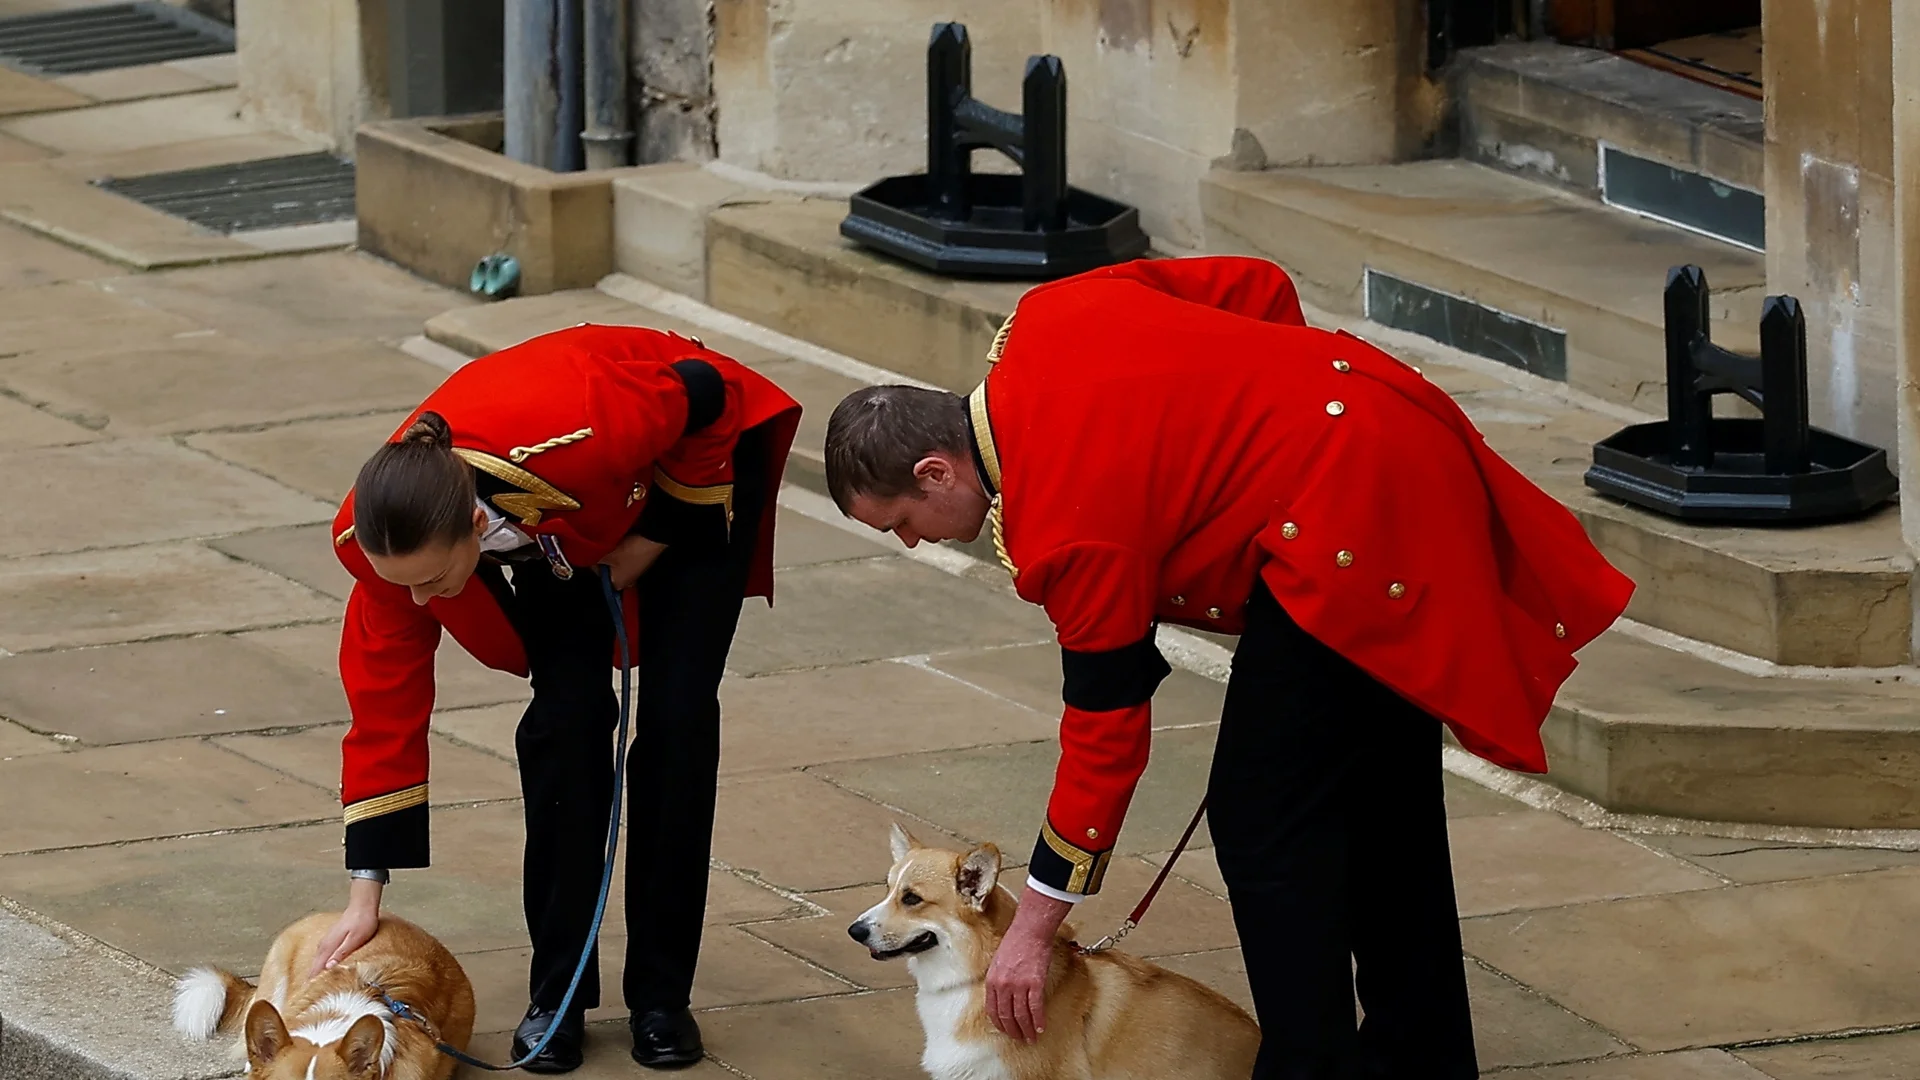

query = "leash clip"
1075;917;1137;956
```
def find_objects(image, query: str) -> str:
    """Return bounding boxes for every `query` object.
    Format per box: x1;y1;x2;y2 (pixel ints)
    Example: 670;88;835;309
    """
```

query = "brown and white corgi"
849;825;1262;1080
171;911;475;1080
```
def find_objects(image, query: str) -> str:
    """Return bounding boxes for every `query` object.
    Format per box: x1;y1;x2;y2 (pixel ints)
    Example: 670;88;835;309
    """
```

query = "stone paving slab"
422;286;784;366
0;541;336;652
0;739;340;855
459;938;631;1034
738;885;917;993
188;410;411;499
0;89;252;156
0;392;100;448
1502;1051;1778;1078
0;280;204;355
812;726;1219;860
924;640;1230;730
0;219;118;289
0;438;330;559
0;633;345;744
0;66;90;117
716;660;1060;774
770;505;896;567
208;522;355;601
99;252;474;347
1466;960;1634;1069
696;986;924;1080
729;556;1052;674
213;725;523;804
0;129;51;162
0;904;234;1080
711;771;967;893
1640;834;1920;885
0;336;438;436
1462;867;1920;1050
1448;810;1723;917
51;61;222;105
0;717;62;759
1737;1029;1920;1078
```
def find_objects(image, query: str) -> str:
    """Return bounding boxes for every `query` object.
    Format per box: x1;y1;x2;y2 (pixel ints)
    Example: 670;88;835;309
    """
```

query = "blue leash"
380;566;632;1071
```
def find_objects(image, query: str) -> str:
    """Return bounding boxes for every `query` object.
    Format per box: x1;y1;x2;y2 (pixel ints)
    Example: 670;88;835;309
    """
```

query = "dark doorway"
1547;0;1761;51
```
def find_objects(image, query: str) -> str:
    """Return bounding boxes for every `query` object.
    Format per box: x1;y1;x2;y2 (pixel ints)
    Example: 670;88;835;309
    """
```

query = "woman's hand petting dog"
310;877;384;976
986;887;1073;1043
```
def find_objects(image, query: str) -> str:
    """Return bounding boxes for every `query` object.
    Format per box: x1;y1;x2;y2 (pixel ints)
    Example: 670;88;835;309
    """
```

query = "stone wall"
236;0;386;153
711;0;1041;182
1764;0;1898;459
633;0;718;162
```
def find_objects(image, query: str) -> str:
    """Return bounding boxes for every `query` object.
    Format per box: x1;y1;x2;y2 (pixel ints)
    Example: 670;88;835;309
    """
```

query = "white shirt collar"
476;497;533;553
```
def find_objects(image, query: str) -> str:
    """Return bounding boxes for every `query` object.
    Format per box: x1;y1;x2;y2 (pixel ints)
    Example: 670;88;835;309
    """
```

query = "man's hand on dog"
311;878;384;976
987;888;1073;1043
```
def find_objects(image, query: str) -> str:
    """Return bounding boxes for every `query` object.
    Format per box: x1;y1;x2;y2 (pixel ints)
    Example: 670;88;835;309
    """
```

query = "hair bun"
401;410;452;447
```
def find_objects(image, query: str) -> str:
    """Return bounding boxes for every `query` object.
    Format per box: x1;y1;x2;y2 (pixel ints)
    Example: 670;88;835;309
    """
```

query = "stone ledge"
0;900;235;1080
354;114;676;297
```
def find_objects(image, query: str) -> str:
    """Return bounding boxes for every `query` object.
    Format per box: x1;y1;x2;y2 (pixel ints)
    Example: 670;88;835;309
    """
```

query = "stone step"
1453;43;1765;250
1200;159;1770;415
420;281;1920;831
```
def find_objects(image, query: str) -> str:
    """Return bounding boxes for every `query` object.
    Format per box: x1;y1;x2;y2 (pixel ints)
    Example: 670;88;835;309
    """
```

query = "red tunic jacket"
971;257;1635;897
332;324;801;868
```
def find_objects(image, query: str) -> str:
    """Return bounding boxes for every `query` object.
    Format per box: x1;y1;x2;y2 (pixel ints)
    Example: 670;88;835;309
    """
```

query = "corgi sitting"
171;911;475;1080
849;825;1261;1080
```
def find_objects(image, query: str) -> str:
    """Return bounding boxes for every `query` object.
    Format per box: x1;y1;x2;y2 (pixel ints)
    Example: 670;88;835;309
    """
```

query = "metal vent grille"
0;2;234;76
97;154;356;233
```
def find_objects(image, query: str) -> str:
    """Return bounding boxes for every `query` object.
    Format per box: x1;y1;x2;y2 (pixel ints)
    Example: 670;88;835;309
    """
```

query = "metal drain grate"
97;153;356;233
0;1;233;76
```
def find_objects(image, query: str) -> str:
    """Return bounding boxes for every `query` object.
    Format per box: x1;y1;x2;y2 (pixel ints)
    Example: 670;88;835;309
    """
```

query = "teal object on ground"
471;254;521;299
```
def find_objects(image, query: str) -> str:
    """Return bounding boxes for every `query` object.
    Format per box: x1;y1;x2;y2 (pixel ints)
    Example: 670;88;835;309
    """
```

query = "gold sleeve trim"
1041;819;1112;895
334;525;355;547
452;447;582;527
344;783;428;826
653;469;735;522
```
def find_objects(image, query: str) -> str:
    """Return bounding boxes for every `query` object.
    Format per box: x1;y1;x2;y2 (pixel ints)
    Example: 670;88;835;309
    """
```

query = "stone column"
631;0;716;162
1895;2;1920;553
236;0;387;153
1763;0;1897;459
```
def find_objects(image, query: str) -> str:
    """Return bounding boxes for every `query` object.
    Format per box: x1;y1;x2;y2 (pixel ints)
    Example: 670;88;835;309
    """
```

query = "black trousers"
502;428;766;1015
1208;582;1478;1080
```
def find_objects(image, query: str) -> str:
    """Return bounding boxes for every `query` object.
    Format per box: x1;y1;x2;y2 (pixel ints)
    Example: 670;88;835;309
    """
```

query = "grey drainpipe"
556;0;585;170
505;0;558;167
582;0;634;169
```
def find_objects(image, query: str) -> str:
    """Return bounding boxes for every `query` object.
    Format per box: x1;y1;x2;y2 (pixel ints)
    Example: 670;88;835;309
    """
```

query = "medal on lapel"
537;535;574;580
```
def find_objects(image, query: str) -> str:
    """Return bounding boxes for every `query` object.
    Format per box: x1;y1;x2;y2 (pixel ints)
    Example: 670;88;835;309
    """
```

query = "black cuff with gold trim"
344;784;430;870
1061;631;1170;712
633;470;734;548
1028;819;1114;897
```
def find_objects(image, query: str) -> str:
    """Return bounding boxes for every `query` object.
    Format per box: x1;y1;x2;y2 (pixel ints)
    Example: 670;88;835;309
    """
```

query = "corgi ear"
342;1013;386;1075
889;822;920;863
957;844;1001;909
244;1000;291;1068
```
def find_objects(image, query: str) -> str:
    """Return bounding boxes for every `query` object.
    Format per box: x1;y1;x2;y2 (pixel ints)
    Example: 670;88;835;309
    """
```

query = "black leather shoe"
629;1007;703;1069
511;1005;585;1074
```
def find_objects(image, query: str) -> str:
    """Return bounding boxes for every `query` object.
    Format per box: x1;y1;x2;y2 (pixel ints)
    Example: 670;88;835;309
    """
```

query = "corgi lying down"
171;911;475;1080
850;825;1261;1080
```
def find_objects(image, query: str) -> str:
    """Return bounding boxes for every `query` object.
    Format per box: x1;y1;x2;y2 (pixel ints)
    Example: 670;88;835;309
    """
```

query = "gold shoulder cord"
508;427;593;464
977;311;1017;580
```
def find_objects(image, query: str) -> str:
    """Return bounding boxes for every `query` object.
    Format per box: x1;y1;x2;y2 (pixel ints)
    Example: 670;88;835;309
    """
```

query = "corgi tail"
172;966;254;1039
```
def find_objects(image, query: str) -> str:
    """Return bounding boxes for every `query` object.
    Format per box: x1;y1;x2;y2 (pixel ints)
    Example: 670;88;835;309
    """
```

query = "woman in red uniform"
314;323;800;1072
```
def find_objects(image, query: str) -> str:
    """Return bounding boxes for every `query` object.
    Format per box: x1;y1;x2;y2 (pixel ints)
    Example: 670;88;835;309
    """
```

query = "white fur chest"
910;955;1010;1080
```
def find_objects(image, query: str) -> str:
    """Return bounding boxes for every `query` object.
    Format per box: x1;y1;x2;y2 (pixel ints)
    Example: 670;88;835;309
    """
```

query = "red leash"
1075;797;1208;955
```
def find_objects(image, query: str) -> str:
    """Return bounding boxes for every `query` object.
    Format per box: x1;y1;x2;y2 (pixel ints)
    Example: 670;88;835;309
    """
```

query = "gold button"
1170;595;1186;606
1333;359;1351;372
1336;550;1354;568
1554;622;1567;639
1281;522;1299;540
1206;606;1223;619
1085;828;1099;840
1388;582;1406;599
1326;401;1345;416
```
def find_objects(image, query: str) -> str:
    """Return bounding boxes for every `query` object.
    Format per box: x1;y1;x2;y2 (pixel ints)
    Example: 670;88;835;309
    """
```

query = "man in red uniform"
325;323;800;1071
822;257;1633;1079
